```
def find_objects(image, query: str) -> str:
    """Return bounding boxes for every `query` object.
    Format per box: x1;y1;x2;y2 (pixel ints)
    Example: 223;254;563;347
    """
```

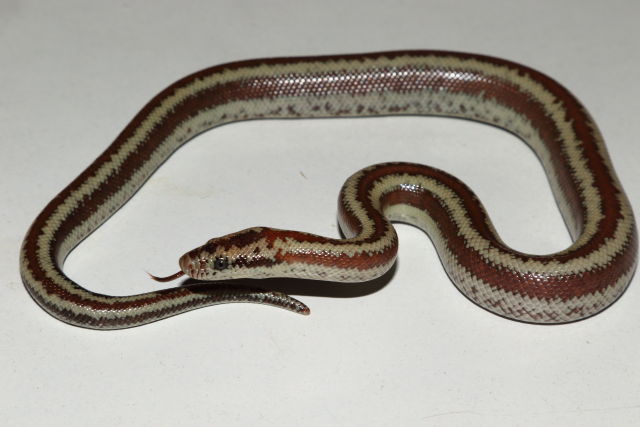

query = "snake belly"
19;51;637;329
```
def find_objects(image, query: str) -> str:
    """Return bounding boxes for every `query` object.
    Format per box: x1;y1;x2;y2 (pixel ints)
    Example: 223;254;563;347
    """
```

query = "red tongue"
148;271;185;283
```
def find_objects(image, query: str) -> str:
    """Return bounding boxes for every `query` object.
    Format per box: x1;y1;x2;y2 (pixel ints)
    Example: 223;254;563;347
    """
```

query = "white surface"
2;1;640;426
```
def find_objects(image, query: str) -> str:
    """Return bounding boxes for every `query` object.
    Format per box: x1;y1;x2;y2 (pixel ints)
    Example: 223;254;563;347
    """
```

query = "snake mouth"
177;254;211;280
179;254;189;272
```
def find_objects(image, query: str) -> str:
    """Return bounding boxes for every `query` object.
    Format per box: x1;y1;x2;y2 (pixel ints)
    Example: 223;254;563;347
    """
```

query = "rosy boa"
20;51;637;329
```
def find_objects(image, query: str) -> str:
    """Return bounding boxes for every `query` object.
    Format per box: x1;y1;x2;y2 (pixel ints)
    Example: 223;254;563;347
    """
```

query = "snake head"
178;227;277;281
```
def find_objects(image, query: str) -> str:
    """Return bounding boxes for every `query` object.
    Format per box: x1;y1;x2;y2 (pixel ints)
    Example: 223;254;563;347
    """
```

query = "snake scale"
20;51;637;329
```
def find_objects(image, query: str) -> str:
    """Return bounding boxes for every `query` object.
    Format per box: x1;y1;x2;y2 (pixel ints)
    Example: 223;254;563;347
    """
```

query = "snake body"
20;51;637;329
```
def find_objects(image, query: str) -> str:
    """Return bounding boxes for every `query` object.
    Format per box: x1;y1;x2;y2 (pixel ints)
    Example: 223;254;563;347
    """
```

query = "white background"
2;1;640;426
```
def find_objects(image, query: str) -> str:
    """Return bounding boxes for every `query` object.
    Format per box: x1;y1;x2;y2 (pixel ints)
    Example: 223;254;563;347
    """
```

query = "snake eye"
213;256;229;271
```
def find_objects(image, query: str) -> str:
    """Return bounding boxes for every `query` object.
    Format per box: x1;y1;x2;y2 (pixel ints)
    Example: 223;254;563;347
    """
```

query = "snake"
19;50;637;329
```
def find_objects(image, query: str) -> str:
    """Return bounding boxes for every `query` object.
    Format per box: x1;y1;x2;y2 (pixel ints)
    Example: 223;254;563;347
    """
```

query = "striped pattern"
19;51;637;329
